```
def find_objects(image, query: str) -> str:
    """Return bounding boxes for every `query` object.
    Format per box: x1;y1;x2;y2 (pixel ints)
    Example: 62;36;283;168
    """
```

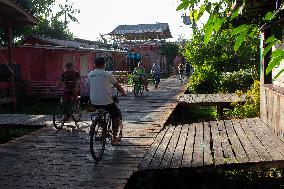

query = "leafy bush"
188;65;219;93
219;69;257;93
230;80;260;118
183;30;259;94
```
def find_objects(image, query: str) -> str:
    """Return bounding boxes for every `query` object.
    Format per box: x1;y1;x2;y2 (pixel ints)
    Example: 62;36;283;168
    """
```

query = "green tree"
56;0;80;29
177;0;284;79
0;0;78;45
184;29;259;93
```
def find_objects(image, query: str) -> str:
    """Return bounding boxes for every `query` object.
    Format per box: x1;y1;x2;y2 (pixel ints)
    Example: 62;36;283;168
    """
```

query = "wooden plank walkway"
179;93;246;106
139;118;284;171
0;76;186;189
0;114;51;126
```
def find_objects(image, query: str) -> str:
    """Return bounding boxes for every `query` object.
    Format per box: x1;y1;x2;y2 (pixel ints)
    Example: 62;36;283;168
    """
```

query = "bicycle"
133;76;145;97
89;96;123;162
52;91;82;130
152;72;160;88
179;69;185;83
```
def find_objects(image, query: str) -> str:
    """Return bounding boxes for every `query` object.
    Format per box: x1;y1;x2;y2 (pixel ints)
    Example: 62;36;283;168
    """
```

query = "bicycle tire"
53;105;64;130
133;82;139;97
140;84;144;95
117;117;123;142
90;118;106;162
71;105;81;122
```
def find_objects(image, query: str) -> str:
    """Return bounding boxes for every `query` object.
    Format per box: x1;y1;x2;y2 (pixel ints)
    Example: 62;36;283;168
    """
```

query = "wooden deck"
0;114;51;126
179;93;246;106
139;118;284;171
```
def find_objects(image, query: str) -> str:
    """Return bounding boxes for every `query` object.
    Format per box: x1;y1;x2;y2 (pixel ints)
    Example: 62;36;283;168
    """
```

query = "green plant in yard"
183;29;258;94
219;68;257;93
176;0;284;80
230;80;260;118
189;64;219;94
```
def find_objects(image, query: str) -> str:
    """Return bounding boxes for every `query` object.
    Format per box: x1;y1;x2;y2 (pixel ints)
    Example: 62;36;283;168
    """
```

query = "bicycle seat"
96;109;108;114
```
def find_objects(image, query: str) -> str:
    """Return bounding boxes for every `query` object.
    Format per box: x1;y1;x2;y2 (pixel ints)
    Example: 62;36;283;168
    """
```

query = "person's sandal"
111;139;121;146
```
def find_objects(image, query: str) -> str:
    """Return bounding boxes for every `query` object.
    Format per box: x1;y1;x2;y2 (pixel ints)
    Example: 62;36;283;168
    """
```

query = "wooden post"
6;24;16;113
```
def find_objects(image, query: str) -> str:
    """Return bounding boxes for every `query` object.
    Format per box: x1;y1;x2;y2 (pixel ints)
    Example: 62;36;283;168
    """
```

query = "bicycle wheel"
53;105;65;130
133;82;139;97
90;118;106;162
117;119;123;142
140;84;144;95
71;105;81;122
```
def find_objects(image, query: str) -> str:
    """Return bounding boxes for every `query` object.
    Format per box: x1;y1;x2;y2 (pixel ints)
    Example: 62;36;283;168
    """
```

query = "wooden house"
109;23;171;73
0;0;38;111
0;36;127;97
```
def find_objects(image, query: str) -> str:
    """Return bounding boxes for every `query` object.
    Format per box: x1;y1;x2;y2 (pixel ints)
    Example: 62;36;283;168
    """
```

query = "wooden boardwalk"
0;114;51;126
139;118;284;171
179;93;246;106
0;76;186;189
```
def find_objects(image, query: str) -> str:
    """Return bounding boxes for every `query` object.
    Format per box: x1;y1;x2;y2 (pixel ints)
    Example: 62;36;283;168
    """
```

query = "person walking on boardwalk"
88;57;127;146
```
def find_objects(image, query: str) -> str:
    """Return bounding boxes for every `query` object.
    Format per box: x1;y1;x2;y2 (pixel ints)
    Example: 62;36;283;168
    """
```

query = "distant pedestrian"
151;62;160;88
186;63;193;79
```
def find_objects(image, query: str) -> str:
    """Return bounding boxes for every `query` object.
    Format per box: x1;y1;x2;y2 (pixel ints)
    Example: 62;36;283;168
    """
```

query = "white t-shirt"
88;69;117;105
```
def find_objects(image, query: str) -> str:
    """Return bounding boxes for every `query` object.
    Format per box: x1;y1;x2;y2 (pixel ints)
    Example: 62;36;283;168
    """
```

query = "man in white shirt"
88;57;127;145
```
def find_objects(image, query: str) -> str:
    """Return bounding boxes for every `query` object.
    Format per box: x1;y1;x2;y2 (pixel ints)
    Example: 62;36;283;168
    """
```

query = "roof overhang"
0;0;38;26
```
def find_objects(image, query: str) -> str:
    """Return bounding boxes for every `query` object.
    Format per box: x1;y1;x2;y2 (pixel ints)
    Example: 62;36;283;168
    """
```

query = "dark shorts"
94;103;121;119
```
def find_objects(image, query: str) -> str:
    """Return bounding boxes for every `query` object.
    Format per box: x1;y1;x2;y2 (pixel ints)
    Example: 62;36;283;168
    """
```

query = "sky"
55;0;193;41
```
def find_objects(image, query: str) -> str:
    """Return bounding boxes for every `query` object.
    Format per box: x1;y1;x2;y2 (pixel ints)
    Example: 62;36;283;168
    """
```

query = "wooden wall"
260;84;284;137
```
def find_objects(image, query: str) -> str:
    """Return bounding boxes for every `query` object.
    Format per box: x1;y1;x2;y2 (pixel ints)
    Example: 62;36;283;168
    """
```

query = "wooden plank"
181;124;195;167
240;119;272;162
170;125;189;168
203;122;213;166
246;118;284;160
139;126;169;170
232;120;261;162
148;126;175;169
192;123;204;167
253;118;284;154
218;120;236;164
224;120;249;163
160;125;182;169
210;121;224;165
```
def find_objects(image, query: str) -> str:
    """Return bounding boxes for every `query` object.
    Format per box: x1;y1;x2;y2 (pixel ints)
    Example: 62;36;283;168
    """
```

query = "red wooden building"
109;23;172;73
0;36;127;97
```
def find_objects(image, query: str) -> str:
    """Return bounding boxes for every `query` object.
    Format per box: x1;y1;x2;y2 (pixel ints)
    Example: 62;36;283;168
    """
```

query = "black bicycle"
52;93;82;130
133;77;145;97
89;97;123;162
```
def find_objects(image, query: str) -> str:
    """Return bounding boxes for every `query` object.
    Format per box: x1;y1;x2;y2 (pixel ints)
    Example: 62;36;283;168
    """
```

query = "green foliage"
219;69;257;93
0;0;78;45
176;0;284;79
33;18;73;39
159;42;179;73
230;80;260;118
189;65;219;93
184;29;259;94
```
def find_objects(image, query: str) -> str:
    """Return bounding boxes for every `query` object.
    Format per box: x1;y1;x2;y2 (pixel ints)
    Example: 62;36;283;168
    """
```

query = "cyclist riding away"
151;61;160;88
88;57;127;146
133;62;149;91
54;62;80;121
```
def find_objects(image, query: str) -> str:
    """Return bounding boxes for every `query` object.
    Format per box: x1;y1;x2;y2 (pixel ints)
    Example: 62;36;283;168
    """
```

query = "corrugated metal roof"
109;23;172;38
32;36;98;49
